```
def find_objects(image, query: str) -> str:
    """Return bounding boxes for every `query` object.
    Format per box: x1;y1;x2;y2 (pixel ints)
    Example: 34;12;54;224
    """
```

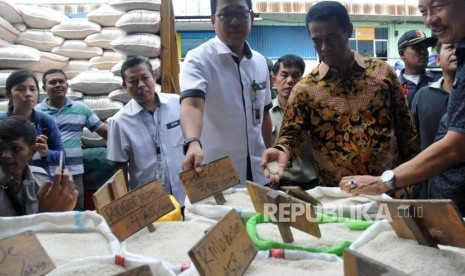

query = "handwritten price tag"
179;157;240;204
0;231;55;276
100;180;175;241
188;210;257;276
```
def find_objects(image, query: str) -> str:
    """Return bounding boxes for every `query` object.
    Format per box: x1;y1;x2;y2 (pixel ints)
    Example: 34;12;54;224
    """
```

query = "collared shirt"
180;36;272;186
411;77;449;150
270;97;317;183
0;166;49;216
398;69;441;107
36;97;104;175
429;40;465;214
107;93;186;205
275;51;420;186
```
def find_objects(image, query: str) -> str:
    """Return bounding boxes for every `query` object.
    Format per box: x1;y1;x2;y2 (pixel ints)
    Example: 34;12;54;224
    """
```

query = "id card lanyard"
140;109;166;187
251;80;261;125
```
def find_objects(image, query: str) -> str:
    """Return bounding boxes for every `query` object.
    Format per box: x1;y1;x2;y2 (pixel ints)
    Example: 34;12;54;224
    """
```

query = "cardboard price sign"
114;264;153;276
189;210;257;276
179;157;240;204
0;231;55;276
100;180;175;241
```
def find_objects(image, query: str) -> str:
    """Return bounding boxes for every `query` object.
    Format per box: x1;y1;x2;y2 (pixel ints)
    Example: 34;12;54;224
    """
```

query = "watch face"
382;170;394;182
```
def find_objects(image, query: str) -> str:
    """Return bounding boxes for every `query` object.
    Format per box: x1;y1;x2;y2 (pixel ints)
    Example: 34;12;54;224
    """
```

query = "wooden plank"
188;210;257;276
281;186;321;206
0;231;55;276
246;181;321;238
344;248;408;276
160;0;179;94
179;157;240;204
114;264;152;276
213;193;226;205
396;205;437;248
93;169;128;211
378;199;465;248
99;180;175;241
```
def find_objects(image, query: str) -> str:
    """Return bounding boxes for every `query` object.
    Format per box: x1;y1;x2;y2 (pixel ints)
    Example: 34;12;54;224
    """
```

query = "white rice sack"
13;22;27;32
0;0;23;24
246;258;343;276
51;18;101;40
0;45;40;69
307;186;391;219
0;38;12;47
351;220;465;275
52;40;103;59
81;126;107;148
78;96;124;120
27;51;69;73
69;70;122;95
84;27;125;50
109;0;161;12
47;256;127;276
66;89;83;100
115;10;161;34
111;57;161;77
86;5;123;27
62;59;95;79
20;5;68;29
108;88;130;104
15;29;64;51
122;221;211;267
110;33;161;58
184;188;256;224
0;16;20;43
0;211;120;266
0;69;14;96
89;50;125;70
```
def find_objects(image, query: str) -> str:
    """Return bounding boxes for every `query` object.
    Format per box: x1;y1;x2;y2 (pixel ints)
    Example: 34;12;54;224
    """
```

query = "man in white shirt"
180;0;272;186
107;56;186;205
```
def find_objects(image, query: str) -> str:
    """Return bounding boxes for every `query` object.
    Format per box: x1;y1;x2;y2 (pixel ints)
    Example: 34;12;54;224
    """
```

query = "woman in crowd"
0;70;64;179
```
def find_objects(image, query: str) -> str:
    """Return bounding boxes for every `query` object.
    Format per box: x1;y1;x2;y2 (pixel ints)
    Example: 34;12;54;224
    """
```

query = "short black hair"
0;115;37;147
272;54;306;75
5;70;39;95
305;1;350;35
42;69;67;85
120;56;154;82
210;0;253;15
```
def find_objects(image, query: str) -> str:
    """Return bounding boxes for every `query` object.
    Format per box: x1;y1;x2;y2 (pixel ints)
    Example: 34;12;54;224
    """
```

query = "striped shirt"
36;97;104;175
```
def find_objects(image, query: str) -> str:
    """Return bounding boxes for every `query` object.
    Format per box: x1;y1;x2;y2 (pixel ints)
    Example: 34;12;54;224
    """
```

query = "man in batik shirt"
261;1;420;198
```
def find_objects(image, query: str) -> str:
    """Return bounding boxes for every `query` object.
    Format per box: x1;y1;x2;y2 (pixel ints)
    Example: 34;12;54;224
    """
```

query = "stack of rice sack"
0;0;164;148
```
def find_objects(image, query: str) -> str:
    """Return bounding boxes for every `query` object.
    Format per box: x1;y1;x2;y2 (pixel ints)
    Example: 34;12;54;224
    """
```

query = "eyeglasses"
215;10;252;22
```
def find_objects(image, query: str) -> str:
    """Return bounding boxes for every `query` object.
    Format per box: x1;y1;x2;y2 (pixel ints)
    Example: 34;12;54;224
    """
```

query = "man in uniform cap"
398;29;440;107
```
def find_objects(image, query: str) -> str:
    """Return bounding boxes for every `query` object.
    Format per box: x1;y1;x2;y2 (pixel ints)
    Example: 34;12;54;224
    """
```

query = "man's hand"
37;168;78;212
260;148;288;189
36;134;48;158
181;142;204;173
339;175;388;195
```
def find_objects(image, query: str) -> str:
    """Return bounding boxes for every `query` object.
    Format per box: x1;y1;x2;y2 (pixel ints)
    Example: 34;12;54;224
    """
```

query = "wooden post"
160;0;180;94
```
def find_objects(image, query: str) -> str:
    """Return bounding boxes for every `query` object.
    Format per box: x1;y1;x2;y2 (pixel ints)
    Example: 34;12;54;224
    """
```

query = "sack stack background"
0;0;163;147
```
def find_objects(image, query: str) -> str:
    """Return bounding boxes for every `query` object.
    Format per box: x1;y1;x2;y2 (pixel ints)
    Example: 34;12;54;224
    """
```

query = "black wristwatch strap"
183;137;202;155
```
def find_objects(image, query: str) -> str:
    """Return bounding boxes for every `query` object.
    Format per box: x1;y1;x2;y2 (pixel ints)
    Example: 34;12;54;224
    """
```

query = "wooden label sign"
0;231;55;276
377;199;465;248
246;181;321;238
114;264;153;276
281;186;321;206
179;157;240;204
188;210;257;276
100;180;175;241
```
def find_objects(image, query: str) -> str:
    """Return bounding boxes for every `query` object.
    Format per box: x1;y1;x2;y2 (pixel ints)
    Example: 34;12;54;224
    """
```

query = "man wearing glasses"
180;0;273;187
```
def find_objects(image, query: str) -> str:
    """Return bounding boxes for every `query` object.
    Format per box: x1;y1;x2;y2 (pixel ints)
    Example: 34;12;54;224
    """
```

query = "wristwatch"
183;137;202;155
380;170;396;190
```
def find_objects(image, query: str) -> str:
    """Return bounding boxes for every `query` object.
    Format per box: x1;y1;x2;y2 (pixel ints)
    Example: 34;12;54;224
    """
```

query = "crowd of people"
1;0;464;217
